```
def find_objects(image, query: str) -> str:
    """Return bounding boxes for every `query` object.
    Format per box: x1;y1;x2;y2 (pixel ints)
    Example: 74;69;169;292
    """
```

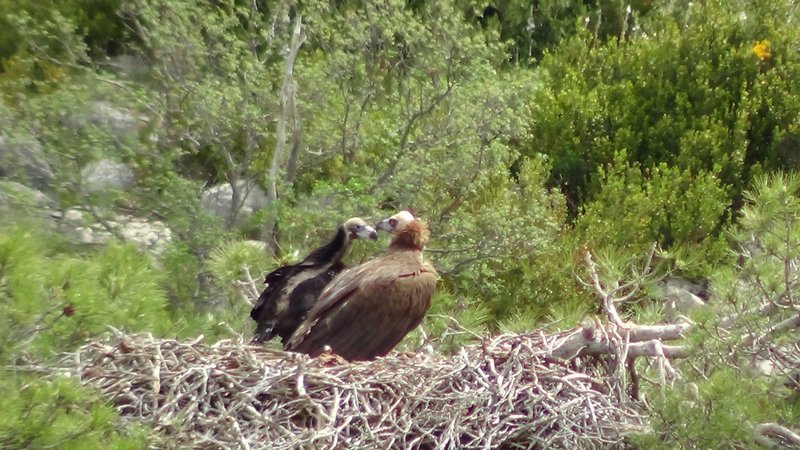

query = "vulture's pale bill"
285;210;438;361
250;217;377;344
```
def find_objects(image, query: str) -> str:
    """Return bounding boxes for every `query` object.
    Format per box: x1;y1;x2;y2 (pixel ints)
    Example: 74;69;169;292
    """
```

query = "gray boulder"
0;135;54;188
61;209;172;255
0;180;55;210
58;101;145;147
85;101;143;138
82;159;135;193
657;277;707;322
201;180;268;224
116;215;172;255
107;54;151;78
62;207;86;225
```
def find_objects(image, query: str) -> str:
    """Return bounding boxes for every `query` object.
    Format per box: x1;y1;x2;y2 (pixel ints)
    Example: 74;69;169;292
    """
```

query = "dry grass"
30;326;648;449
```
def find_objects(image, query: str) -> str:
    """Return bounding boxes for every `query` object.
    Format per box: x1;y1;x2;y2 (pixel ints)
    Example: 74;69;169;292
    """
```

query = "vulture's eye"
389;218;398;227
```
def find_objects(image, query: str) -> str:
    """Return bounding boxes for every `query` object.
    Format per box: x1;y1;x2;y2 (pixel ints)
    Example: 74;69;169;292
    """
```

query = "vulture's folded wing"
285;255;437;361
251;268;288;321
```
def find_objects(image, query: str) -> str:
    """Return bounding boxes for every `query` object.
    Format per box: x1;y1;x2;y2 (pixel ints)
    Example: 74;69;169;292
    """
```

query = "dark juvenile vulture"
285;210;438;361
250;217;377;344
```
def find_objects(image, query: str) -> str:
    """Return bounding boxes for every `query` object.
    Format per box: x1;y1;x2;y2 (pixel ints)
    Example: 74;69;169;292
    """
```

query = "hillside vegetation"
1;0;799;447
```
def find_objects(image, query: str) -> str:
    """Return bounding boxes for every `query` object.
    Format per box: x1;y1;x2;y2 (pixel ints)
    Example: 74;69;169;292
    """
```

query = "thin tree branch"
369;81;456;193
754;423;800;448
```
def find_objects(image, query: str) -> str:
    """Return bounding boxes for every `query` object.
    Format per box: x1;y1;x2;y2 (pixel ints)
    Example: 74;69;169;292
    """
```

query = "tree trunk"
263;15;305;255
284;82;302;184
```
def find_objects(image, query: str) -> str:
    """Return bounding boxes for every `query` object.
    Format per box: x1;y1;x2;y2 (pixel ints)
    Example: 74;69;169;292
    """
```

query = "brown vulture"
250;217;377;344
285;210;438;361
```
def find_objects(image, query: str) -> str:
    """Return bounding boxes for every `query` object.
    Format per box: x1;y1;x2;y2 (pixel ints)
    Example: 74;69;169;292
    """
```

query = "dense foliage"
634;173;800;448
1;0;800;447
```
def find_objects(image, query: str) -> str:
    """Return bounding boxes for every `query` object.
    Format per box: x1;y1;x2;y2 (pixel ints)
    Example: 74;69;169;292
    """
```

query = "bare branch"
283;81;302;183
267;15;306;202
551;322;692;360
744;313;800;347
581;245;658;326
369;81;456;193
22;329;649;449
627;323;692;342
754;423;800;448
263;15;305;253
233;265;261;307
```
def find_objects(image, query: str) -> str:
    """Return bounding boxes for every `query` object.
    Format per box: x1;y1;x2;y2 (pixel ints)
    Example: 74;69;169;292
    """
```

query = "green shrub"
635;172;800;448
528;0;800;275
0;374;146;450
633;369;775;449
0;225;172;359
575;152;732;275
401;290;491;354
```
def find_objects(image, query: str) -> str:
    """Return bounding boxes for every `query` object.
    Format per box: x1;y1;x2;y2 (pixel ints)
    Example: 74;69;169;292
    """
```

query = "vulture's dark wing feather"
250;266;293;321
251;263;318;343
250;226;352;344
286;252;437;361
271;262;347;343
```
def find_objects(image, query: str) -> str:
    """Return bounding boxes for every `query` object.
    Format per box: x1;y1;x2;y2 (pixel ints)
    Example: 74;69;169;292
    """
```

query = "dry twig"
29;329;649;449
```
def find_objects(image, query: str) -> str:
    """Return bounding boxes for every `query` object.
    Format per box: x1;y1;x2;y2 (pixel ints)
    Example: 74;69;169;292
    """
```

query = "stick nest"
46;329;646;449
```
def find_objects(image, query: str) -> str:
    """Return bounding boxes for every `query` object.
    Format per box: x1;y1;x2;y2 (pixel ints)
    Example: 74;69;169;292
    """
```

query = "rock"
0;181;55;209
750;358;775;377
0;135;54;188
0;181;60;232
69;222;112;245
58;100;146;148
657;277;707;322
115;214;172;255
82;159;134;193
63;208;85;224
59;209;172;255
108;54;150;78
663;277;709;298
144;231;158;246
85;101;144;138
201;179;268;224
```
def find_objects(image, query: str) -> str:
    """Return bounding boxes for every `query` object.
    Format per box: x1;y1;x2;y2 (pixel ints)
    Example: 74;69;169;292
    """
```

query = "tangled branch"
29;328;648;449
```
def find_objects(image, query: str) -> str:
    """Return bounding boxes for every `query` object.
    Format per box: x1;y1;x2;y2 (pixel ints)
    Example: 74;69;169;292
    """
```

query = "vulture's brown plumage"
285;210;438;361
250;217;377;344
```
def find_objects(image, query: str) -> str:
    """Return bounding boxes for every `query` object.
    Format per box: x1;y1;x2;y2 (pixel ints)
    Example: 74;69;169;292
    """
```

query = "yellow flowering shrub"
753;39;771;61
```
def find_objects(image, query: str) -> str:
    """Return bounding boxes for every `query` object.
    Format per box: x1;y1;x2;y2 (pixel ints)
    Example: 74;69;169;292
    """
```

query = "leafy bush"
0;0;124;65
634;369;776;449
575;152;732;275
0;222;163;449
528;0;800;275
0;375;146;450
636;172;800;447
2;0;800;446
0;225;171;359
401;290;491;354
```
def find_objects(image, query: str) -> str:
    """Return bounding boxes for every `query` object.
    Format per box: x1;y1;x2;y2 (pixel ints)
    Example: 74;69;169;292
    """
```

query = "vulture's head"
376;210;415;233
377;210;430;249
343;217;378;241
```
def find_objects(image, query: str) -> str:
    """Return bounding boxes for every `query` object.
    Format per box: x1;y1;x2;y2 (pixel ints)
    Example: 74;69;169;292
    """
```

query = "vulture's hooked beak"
376;219;392;232
356;225;378;240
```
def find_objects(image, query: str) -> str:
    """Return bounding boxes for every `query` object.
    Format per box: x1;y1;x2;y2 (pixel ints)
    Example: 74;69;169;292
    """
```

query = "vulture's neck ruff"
388;220;430;251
